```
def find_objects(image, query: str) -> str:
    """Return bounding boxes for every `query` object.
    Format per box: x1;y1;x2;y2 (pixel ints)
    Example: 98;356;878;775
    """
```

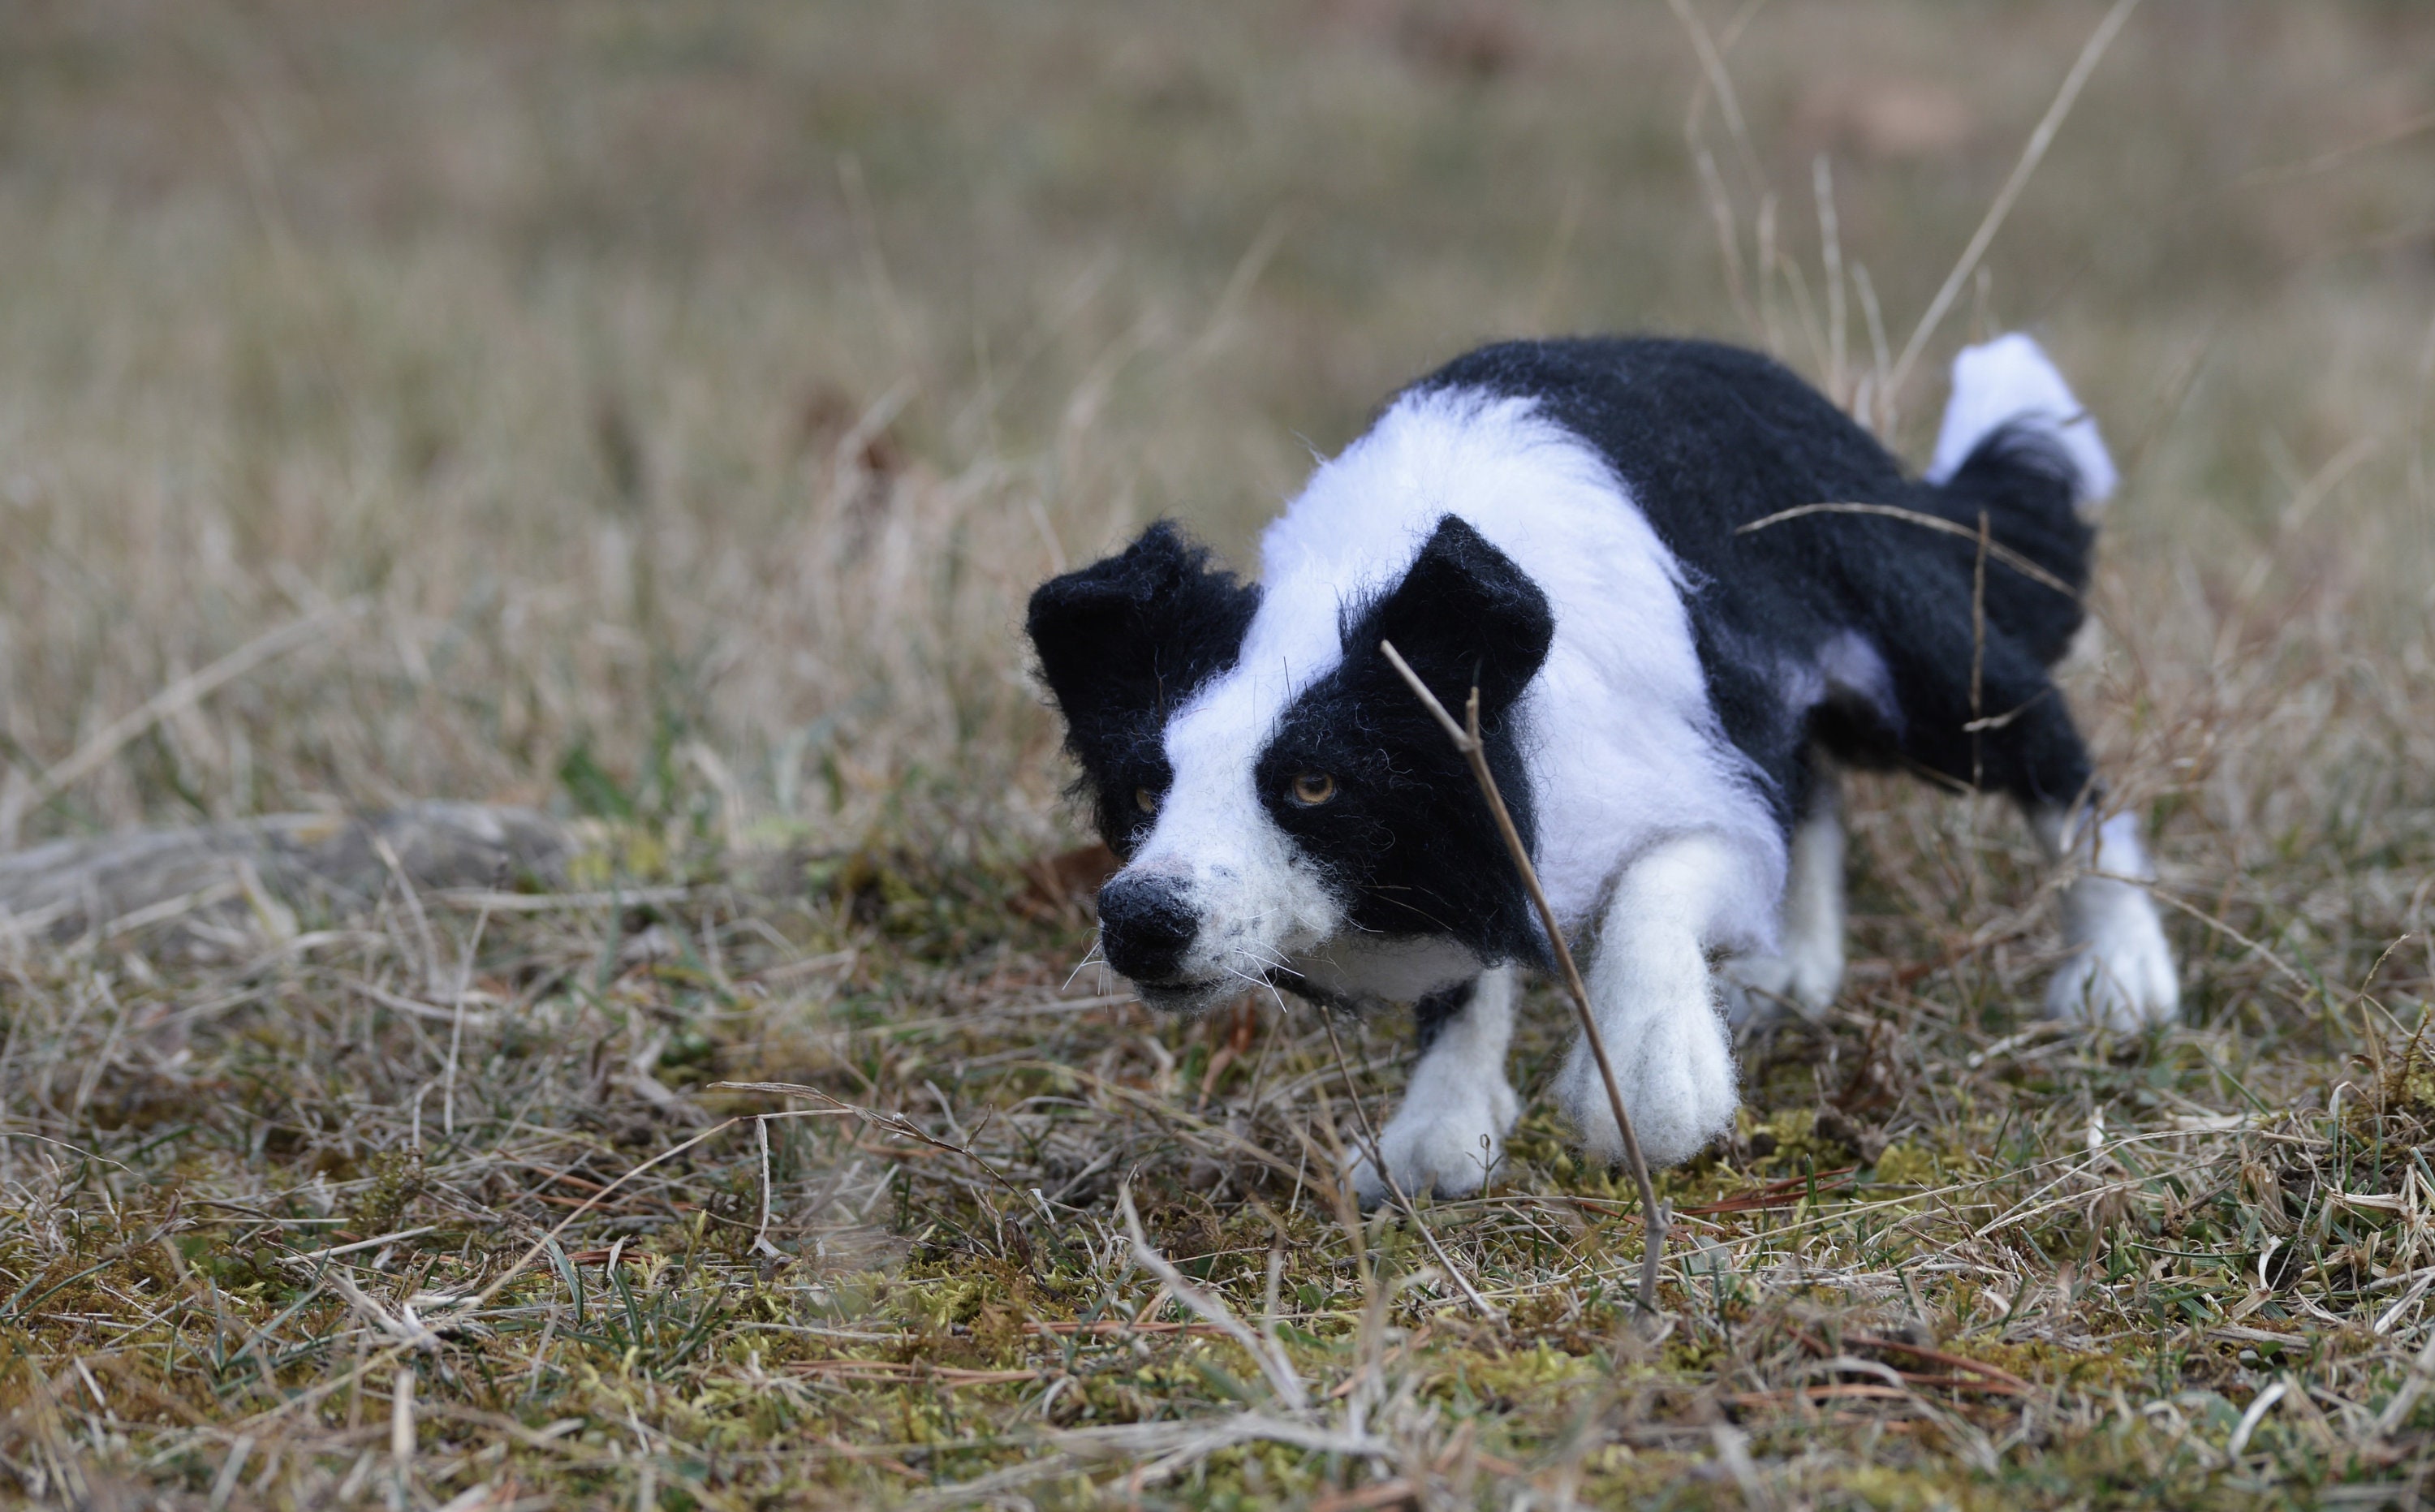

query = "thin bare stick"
1377;640;1669;1320
1886;0;2142;402
1756;191;1782;356
752;1117;781;1258
390;1369;415;1498
1666;0;1774;346
441;900;493;1139
1771;249;1831;387
1691;145;1756;336
1664;0;1765;199
1736;502;2079;599
1852;261;1893;435
7;599;360;830
1815;154;1847;406
711;1079;1032;1203
1117;1184;1308;1411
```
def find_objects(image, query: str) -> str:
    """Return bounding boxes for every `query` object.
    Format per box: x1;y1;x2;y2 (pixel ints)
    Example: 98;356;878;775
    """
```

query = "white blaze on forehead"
1129;386;1789;992
1131;610;1342;980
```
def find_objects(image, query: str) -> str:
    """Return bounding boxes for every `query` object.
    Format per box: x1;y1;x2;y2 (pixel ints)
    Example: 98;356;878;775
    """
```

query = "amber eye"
1288;773;1337;808
1135;786;1160;815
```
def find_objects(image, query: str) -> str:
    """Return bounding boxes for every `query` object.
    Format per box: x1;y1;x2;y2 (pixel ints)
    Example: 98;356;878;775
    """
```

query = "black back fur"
1418;338;2100;821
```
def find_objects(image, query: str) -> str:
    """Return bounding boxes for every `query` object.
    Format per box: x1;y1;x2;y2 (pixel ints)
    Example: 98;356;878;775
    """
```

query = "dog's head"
1028;515;1554;1013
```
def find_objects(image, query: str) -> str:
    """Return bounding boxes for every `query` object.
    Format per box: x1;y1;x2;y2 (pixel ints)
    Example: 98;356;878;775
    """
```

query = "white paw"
1349;1075;1519;1204
2045;881;2179;1030
1722;941;1842;1026
1555;1001;1738;1170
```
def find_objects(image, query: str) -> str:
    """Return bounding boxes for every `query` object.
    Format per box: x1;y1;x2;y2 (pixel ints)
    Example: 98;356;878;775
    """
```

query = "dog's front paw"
1349;1075;1519;1205
2046;882;2179;1029
1555;1003;1737;1170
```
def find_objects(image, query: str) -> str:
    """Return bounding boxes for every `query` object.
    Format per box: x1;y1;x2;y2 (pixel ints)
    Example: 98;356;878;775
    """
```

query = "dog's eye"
1288;773;1337;808
1134;786;1160;815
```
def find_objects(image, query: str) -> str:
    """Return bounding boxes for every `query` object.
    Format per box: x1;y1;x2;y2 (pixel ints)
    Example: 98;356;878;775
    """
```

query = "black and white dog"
1027;334;2176;1200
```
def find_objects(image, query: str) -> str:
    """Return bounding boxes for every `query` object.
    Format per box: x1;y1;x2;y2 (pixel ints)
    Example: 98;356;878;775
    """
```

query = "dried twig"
1378;639;1669;1320
6;599;362;834
1116;1184;1308;1411
711;1080;1030;1202
390;1369;416;1497
1884;0;2143;400
1736;502;2078;599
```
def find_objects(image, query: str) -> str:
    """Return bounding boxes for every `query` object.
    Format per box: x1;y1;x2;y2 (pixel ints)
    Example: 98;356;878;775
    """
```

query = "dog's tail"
1920;333;2114;666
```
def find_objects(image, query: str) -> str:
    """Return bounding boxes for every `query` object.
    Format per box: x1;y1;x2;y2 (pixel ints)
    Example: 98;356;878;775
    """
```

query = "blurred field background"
2;2;2434;1507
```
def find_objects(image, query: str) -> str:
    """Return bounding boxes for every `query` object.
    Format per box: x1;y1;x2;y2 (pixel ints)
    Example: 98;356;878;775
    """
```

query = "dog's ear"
1026;522;1260;760
1359;515;1554;724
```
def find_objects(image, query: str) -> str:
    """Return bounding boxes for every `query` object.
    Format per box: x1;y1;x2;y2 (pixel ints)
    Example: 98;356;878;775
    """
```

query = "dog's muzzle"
1096;873;1201;992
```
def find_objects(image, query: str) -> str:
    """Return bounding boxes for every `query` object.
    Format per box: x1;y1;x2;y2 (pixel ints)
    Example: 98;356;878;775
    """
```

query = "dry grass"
2;1;2434;1506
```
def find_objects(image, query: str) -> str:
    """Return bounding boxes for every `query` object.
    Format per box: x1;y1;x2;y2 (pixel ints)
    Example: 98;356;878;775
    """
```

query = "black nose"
1097;874;1199;983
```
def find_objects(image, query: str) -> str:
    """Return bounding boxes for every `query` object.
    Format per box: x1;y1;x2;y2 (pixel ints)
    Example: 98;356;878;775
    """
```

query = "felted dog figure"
1026;334;2177;1202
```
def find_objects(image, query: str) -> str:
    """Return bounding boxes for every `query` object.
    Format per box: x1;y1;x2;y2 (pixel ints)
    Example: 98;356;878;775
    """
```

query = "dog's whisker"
1063;938;1106;991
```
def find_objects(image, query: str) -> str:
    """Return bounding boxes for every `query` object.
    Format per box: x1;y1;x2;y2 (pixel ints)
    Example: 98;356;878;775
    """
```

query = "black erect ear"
1358;515;1554;725
1025;522;1260;762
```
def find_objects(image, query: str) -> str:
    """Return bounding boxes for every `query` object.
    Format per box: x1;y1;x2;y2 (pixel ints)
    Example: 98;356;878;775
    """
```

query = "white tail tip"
1925;333;2118;509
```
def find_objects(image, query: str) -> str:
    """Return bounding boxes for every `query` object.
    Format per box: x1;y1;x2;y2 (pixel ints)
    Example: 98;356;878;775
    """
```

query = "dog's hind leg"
1726;759;1846;1025
1556;832;1745;1168
1873;574;2179;1032
1971;679;2180;1029
1349;965;1520;1205
2029;799;2179;1030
